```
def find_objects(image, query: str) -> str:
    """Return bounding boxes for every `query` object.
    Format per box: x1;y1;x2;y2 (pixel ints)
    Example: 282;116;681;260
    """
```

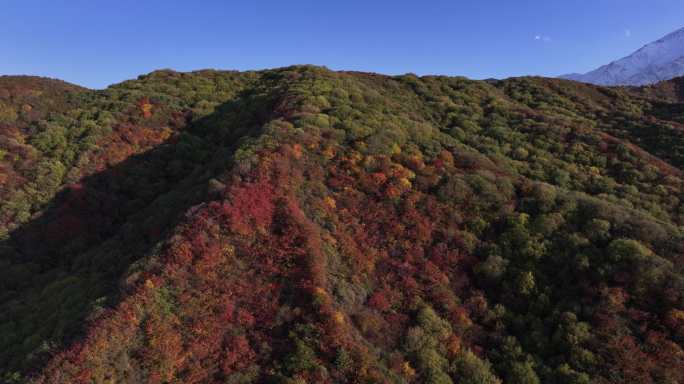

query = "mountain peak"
657;26;684;42
561;27;684;86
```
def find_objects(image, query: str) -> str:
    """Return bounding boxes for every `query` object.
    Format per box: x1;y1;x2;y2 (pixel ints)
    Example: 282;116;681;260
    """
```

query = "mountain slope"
561;27;684;85
1;67;683;384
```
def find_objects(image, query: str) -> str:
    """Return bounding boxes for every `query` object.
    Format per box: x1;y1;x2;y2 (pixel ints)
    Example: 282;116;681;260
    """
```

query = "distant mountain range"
561;27;684;86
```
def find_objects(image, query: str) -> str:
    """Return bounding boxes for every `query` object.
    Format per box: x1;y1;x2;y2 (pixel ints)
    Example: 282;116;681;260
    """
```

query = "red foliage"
221;335;256;375
236;309;256;327
221;177;275;235
368;291;391;312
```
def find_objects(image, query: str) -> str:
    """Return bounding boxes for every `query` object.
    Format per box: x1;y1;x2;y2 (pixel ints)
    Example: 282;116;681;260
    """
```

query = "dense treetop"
0;66;682;383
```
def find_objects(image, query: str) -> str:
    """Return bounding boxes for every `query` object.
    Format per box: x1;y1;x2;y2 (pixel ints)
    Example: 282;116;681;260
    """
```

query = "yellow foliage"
350;151;363;164
313;286;330;306
141;102;153;117
322;146;336;159
667;308;684;326
223;244;236;257
402;361;416;378
324;196;336;209
160;127;174;140
388;164;406;178
313;286;327;297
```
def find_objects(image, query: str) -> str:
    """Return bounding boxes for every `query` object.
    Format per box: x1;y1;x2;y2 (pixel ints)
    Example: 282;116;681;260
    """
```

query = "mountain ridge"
0;66;683;384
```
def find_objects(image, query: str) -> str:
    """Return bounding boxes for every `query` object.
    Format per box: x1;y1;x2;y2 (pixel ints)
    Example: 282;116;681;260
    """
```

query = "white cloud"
625;29;632;37
535;35;541;40
534;35;551;43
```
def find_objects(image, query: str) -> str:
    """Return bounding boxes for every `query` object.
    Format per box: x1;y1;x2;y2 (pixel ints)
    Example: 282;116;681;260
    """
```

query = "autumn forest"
0;66;683;383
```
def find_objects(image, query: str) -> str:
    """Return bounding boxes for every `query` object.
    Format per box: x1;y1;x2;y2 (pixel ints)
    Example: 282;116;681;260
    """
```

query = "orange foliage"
138;97;153;118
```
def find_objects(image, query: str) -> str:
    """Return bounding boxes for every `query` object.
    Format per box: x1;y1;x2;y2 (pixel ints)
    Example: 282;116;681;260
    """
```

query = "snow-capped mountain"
561;27;684;86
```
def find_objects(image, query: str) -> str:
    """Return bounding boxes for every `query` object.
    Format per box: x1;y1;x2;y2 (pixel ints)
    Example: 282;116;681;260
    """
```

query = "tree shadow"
0;84;282;378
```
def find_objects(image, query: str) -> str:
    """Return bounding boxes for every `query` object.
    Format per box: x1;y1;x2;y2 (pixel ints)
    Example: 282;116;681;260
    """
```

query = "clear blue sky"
1;0;683;89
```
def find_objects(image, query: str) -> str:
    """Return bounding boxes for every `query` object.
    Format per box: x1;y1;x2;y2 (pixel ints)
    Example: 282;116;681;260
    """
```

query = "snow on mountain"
561;27;684;86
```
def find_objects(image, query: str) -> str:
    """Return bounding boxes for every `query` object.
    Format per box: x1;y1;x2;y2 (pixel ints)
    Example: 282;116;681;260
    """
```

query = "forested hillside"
0;67;682;384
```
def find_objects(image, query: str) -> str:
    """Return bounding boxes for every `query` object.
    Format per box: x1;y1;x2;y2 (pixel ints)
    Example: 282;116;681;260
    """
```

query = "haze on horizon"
2;0;683;89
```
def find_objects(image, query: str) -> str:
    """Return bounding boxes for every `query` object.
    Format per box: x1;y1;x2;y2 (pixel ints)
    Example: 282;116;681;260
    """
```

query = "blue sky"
1;0;683;88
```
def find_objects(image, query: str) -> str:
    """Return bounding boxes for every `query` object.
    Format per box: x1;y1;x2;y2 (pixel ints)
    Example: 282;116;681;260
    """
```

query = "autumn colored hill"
1;66;683;384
